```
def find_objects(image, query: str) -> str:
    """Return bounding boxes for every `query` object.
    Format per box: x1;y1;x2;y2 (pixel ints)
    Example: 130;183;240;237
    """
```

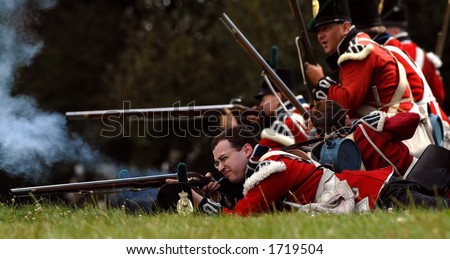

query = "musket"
288;0;316;65
10;171;243;199
65;103;257;120
435;0;450;58
220;13;310;120
288;0;316;103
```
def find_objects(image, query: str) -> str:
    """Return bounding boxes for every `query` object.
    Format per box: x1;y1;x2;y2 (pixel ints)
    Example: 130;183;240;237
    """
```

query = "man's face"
316;22;348;55
259;93;281;117
212;140;252;184
385;26;401;37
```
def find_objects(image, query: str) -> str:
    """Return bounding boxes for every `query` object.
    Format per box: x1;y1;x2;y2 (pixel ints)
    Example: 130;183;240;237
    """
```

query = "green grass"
0;201;449;239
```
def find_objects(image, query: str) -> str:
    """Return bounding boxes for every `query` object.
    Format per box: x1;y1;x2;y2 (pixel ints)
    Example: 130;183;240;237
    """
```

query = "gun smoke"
0;0;99;182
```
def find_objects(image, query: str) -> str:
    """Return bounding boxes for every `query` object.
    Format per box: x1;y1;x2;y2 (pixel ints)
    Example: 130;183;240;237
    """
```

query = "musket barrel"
65;104;257;120
435;0;450;58
9;172;212;198
220;13;310;119
9;173;177;198
288;0;315;64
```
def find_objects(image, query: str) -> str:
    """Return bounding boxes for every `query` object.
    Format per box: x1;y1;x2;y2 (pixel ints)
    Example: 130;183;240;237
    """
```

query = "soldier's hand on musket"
304;62;324;85
201;172;222;203
305;62;333;102
220;108;239;130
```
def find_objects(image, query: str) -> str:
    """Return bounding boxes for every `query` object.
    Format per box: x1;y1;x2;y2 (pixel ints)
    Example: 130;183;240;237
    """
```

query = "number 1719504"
268;243;323;255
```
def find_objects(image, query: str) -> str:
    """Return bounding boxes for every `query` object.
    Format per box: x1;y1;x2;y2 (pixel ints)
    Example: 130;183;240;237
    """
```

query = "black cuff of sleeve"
199;197;209;208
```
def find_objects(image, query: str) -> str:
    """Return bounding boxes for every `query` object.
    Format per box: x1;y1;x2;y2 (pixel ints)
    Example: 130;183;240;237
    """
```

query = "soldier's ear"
341;21;352;33
243;143;253;157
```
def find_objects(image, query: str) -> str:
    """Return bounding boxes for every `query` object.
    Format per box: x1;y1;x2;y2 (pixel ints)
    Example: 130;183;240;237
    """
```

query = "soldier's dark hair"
310;100;348;136
211;125;258;151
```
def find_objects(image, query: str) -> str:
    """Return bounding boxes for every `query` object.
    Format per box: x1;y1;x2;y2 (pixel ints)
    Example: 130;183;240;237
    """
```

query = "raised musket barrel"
65;104;258;120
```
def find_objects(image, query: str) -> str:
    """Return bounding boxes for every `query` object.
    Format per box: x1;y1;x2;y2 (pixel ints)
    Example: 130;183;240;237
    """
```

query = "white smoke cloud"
0;0;99;182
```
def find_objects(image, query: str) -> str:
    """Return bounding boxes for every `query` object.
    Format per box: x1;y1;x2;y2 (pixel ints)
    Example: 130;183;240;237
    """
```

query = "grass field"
0;201;449;239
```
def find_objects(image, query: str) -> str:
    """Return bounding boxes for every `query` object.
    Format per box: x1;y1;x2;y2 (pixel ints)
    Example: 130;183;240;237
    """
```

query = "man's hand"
305;62;324;85
201;172;222;203
304;62;337;101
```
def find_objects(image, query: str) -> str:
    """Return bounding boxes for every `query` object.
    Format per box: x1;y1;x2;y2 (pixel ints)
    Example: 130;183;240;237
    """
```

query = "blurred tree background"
6;0;450;186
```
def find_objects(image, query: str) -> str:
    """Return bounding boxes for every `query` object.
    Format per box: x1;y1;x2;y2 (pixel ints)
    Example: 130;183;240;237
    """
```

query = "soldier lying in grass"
182;125;450;216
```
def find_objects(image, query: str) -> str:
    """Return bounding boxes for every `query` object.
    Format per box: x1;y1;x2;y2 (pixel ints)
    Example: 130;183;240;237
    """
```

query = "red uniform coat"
352;111;418;176
376;33;449;124
327;30;413;118
381;36;426;104
395;32;445;105
223;151;392;216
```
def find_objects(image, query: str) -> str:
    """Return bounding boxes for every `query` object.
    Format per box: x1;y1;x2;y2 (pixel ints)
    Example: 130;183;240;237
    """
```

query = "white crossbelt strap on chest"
386;45;435;105
388;57;411;114
357;60;411;115
355;41;412;116
415;46;425;69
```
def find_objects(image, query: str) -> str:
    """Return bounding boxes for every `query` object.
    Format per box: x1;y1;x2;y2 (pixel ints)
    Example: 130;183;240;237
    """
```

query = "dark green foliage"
10;0;450;178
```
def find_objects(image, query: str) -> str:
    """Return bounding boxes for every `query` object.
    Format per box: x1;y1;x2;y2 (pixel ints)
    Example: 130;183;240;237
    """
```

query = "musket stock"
435;0;450;58
220;13;310;119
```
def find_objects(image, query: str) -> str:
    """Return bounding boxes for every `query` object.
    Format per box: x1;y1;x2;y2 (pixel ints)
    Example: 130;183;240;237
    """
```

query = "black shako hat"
380;0;408;28
254;68;294;100
309;0;352;32
349;0;382;30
